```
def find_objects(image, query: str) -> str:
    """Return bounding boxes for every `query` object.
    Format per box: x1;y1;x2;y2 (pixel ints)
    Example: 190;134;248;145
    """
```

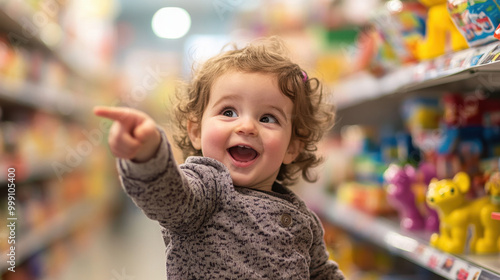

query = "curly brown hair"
173;36;335;186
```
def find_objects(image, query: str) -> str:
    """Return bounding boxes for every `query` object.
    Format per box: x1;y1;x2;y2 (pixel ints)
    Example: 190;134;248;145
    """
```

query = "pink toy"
418;162;440;232
384;162;440;232
384;164;426;231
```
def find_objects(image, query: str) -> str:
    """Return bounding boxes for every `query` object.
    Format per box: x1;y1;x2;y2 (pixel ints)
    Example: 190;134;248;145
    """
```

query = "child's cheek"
265;134;289;157
201;122;228;158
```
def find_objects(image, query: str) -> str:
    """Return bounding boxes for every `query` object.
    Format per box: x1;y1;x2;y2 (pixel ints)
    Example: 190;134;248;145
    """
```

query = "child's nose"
235;117;258;136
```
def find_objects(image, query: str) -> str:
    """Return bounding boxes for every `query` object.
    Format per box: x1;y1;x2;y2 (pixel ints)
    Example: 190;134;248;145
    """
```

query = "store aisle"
58;203;167;280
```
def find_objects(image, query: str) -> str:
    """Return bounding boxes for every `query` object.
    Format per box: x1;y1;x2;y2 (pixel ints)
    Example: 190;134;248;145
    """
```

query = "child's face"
188;71;301;192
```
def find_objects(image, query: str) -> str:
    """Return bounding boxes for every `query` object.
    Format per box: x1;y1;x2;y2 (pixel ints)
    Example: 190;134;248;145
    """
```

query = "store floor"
59;202;167;280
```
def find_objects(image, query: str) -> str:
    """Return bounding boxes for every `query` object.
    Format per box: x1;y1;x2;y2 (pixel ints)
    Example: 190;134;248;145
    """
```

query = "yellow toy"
426;172;500;254
486;171;500;251
485;172;500;202
417;0;469;60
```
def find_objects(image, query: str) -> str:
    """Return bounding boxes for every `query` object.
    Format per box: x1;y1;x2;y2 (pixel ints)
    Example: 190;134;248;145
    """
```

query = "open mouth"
227;145;259;162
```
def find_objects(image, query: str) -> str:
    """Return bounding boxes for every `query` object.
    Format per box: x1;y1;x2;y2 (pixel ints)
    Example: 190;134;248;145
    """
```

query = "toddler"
94;37;345;279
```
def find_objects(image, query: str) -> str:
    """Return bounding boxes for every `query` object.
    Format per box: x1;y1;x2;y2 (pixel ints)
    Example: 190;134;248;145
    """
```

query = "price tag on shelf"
466;43;498;67
478;42;500;65
445;48;476;75
408;242;484;280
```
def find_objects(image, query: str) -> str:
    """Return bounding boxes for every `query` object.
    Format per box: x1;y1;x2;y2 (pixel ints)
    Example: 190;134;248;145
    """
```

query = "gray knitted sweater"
117;130;344;279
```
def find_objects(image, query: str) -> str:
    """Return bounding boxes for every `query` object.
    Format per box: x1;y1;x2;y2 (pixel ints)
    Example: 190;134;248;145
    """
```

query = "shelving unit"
317;196;500;280
0;2;111;84
0;79;91;123
332;42;500;131
323;40;500;279
0;198;107;272
0;1;116;278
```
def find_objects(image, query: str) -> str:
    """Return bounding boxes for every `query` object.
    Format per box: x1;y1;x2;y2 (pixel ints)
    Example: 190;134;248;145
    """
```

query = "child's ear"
187;120;202;150
283;138;303;164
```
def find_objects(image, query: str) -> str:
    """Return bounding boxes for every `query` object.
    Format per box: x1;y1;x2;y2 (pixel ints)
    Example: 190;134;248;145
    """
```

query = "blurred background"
2;0;500;279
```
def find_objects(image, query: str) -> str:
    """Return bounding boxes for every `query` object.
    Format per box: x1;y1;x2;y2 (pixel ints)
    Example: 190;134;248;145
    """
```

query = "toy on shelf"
400;97;441;164
384;162;439;232
487;170;500;197
350;22;399;77
384;164;426;231
483;99;500;158
488;172;500;224
402;97;441;132
337;181;394;215
417;0;469;60
436;93;485;190
372;0;428;63
486;171;500;251
448;0;500;47
380;132;422;166
426;172;500;254
414;162;441;232
436;93;465;180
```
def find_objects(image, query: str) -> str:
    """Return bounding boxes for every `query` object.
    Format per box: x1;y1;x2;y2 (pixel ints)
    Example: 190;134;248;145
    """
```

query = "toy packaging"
417;0;469;60
448;0;500;47
372;1;427;63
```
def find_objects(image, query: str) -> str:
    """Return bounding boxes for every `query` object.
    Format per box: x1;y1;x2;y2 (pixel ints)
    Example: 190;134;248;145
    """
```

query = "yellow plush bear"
417;0;469;60
426;172;500;254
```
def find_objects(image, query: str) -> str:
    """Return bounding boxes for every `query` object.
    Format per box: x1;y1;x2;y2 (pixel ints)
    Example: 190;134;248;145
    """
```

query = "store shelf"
0;198;107;273
332;42;500;130
318;196;500;280
0;4;49;51
0;160;65;185
403;59;500;93
0;3;109;84
0;79;92;122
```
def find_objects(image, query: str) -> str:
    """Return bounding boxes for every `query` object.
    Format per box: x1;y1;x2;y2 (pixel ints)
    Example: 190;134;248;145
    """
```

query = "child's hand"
94;106;161;162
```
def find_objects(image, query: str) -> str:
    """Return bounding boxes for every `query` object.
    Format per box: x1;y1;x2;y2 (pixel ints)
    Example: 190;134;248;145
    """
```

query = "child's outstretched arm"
93;106;161;162
94;105;225;235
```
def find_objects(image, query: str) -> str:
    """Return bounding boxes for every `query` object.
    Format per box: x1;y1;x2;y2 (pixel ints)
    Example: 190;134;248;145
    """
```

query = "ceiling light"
152;7;191;39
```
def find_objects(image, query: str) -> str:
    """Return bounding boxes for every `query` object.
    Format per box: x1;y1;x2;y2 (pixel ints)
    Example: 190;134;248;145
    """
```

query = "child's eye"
260;115;278;124
221;109;238;118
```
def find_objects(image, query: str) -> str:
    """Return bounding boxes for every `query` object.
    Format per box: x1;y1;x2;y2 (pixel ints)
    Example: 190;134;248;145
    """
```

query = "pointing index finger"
94;106;132;122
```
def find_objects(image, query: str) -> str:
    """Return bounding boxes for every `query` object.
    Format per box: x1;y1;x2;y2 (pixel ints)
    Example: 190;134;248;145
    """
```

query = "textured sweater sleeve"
309;210;345;280
116;128;227;235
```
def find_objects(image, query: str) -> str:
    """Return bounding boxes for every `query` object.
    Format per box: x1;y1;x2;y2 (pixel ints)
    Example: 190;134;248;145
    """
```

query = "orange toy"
417;0;469;60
